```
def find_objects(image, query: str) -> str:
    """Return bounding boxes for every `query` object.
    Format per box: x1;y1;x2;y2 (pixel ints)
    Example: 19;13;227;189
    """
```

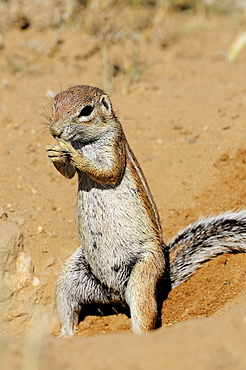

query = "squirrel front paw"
57;139;83;168
46;143;68;164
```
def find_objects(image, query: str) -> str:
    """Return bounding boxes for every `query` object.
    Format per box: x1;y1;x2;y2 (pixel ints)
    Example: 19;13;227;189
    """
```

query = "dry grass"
0;0;244;91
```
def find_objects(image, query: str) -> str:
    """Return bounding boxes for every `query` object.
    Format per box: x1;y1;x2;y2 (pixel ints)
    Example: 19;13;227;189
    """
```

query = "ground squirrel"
46;85;246;337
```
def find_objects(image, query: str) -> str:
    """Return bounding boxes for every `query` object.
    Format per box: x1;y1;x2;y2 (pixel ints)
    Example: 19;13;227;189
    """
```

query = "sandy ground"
0;9;246;369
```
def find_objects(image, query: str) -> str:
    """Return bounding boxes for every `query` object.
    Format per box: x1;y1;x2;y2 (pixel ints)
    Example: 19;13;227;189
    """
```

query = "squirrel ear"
100;95;111;113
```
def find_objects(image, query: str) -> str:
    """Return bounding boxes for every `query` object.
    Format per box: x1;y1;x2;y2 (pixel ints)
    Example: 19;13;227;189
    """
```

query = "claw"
59;139;76;153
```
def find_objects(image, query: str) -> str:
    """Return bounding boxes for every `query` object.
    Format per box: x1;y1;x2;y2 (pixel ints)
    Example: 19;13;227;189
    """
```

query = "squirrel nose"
50;122;64;137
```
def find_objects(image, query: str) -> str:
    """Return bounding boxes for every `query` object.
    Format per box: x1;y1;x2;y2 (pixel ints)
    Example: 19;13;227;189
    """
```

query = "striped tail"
168;210;246;289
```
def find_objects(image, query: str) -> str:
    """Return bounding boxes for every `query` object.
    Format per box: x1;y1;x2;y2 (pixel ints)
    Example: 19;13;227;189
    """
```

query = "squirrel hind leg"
125;251;166;334
56;245;120;336
58;306;80;338
56;275;82;337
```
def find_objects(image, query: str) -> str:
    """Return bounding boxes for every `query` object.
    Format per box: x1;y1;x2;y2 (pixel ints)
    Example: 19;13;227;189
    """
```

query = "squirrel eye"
78;105;94;117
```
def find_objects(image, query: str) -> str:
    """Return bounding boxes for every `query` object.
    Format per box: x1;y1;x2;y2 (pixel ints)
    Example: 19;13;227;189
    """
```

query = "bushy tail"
168;210;246;289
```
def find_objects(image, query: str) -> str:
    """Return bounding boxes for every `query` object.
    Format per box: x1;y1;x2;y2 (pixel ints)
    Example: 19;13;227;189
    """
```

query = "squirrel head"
50;85;118;143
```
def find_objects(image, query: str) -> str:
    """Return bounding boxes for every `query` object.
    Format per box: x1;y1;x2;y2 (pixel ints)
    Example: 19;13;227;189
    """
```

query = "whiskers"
30;81;64;143
31;102;51;142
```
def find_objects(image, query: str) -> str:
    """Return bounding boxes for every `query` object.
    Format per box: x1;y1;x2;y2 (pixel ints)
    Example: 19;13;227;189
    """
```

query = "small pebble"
32;277;40;286
2;78;8;87
0;207;7;219
37;226;43;233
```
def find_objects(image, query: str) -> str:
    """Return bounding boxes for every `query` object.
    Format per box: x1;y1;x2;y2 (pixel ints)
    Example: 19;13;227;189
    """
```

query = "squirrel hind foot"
58;326;77;338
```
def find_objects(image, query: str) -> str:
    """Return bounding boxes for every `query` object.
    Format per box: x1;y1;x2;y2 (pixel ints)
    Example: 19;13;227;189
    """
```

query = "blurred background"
0;0;245;92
